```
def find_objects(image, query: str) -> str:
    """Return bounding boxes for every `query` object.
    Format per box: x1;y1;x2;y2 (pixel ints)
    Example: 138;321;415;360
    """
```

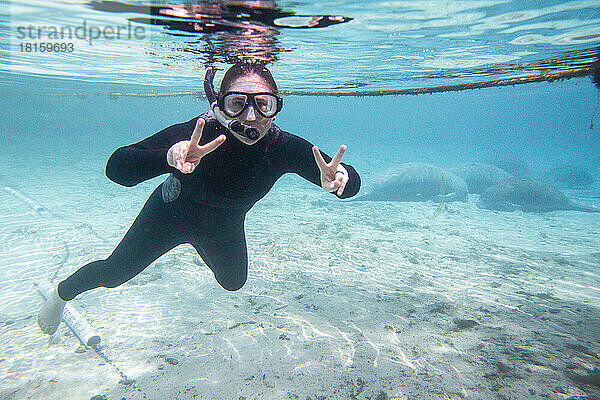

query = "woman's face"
225;74;275;145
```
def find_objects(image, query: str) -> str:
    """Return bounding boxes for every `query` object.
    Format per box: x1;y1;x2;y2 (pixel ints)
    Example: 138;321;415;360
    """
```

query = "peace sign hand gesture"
312;144;349;196
167;118;226;174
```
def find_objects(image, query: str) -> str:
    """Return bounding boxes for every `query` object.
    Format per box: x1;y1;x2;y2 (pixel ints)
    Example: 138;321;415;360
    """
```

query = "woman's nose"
244;104;256;121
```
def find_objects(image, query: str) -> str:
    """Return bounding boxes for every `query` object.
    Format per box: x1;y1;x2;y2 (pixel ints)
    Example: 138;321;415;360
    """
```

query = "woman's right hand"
167;118;226;174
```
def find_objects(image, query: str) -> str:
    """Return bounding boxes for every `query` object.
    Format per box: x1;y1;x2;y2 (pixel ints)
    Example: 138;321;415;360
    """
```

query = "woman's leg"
190;214;248;292
39;186;184;334
58;186;184;300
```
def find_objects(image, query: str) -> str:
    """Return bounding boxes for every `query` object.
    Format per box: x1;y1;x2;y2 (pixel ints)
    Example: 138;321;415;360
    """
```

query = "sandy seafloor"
1;81;599;400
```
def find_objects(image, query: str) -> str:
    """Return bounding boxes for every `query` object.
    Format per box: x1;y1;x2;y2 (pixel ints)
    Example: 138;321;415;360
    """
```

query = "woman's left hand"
312;145;349;196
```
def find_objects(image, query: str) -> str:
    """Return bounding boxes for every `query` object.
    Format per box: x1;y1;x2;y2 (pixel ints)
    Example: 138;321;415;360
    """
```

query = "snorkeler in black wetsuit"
38;63;361;335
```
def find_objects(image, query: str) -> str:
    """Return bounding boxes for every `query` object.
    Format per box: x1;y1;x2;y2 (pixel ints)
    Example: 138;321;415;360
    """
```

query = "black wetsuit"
57;113;361;301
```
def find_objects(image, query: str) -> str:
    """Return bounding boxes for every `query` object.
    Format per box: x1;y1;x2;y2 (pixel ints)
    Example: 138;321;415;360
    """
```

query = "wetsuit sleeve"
284;133;361;199
105;120;193;187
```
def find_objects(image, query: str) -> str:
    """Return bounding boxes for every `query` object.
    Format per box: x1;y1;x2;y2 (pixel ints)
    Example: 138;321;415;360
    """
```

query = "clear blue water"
1;1;600;399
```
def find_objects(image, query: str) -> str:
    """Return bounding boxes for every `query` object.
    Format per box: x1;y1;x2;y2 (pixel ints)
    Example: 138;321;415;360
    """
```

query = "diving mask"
220;91;282;119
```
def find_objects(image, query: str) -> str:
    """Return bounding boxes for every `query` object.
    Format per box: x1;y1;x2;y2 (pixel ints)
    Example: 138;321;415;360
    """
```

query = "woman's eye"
230;99;245;110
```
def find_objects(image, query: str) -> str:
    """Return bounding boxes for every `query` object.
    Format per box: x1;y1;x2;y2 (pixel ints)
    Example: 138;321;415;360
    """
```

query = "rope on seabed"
60;65;594;98
2;186;151;399
92;345;150;399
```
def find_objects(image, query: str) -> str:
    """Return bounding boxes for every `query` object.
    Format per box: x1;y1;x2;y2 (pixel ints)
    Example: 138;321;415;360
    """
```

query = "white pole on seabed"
35;281;101;348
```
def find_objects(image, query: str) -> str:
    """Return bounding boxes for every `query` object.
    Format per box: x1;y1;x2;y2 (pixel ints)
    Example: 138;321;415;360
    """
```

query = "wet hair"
220;63;278;94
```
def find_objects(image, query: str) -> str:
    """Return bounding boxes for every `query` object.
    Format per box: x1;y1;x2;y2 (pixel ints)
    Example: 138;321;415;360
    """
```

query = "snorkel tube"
204;67;260;140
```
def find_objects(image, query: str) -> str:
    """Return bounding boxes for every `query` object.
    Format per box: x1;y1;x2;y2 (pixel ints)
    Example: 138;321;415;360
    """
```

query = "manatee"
354;162;468;202
477;178;600;213
490;157;529;177
548;164;594;189
449;162;514;194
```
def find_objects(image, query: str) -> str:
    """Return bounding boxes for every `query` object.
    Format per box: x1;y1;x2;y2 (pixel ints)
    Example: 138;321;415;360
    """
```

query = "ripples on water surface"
1;0;599;93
